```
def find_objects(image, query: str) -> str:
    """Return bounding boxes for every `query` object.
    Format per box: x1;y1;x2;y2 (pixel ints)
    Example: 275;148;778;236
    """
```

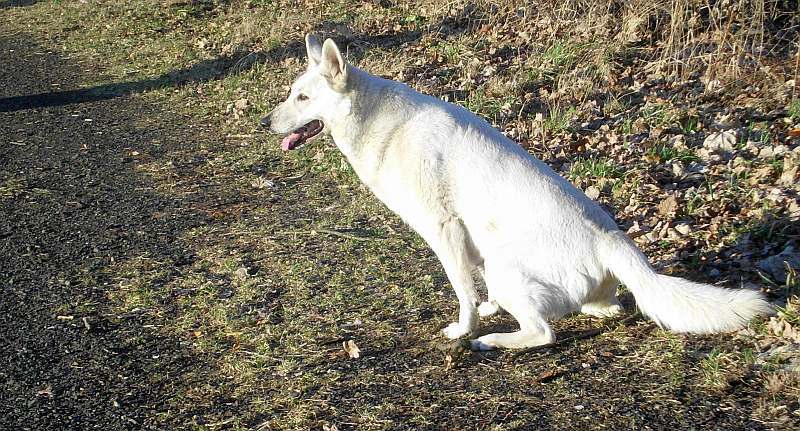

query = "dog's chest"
349;155;407;208
350;152;450;237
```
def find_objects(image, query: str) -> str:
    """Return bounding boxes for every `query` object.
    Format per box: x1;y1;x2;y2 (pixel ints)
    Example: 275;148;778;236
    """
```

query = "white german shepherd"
261;35;772;350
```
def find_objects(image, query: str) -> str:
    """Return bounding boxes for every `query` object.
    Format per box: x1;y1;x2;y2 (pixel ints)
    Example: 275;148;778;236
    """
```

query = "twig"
511;312;644;359
206;417;235;429
316;228;387;242
318;336;348;346
794;32;800;101
279;228;388;242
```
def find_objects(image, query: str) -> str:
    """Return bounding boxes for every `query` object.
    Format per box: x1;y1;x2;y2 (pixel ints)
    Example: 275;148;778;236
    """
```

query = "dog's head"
260;34;351;151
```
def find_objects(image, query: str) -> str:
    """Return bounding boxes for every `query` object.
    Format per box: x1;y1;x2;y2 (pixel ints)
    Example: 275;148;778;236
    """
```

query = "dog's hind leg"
471;264;555;350
471;296;555;350
477;268;502;317
423;218;481;340
580;275;623;318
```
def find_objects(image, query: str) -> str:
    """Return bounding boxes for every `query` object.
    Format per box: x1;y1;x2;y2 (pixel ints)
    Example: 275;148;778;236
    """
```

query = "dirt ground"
1;5;798;431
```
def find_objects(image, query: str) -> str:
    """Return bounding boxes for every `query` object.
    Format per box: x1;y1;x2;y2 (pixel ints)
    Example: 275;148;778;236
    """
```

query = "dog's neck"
326;67;410;163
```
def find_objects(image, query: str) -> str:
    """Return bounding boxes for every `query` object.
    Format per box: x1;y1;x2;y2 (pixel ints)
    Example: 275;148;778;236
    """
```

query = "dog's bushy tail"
598;231;772;333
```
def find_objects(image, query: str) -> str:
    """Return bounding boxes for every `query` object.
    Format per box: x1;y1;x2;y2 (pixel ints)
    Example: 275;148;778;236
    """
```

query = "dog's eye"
297;94;309;101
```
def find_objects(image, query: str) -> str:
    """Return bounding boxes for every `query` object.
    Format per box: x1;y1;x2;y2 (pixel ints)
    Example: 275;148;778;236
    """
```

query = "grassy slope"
3;0;800;429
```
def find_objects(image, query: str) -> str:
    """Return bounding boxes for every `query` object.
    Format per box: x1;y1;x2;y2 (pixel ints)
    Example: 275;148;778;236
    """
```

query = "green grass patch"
568;156;622;181
641;103;677;128
463;87;515;120
789;99;800;120
544;105;577;134
699;347;729;390
526;39;580;82
646;143;700;163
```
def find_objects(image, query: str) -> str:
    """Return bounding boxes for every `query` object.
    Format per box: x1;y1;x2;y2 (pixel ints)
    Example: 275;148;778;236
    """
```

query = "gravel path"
0;32;220;430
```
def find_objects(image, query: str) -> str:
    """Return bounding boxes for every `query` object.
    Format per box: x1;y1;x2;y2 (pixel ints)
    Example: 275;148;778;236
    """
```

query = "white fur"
263;35;773;350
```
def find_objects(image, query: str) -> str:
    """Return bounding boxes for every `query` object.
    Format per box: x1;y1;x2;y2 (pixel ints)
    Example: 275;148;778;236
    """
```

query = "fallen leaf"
534;368;565;383
36;385;53;398
779;155;798;187
704;131;736;150
251;177;275;189
674;223;692;235
657;194;679;217
444;353;454;369
788;128;800;138
750;166;774;185
626;221;646;239
758;146;776;159
234;266;248;280
789;200;800;219
767;316;800;343
343;340;361;359
437;339;469;368
585;186;600;200
671;162;686;178
699;130;736;160
778;165;798;187
234;98;249;111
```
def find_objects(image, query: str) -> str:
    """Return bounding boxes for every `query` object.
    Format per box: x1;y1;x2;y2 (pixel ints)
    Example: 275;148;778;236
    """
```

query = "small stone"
758;147;774;159
703;130;736;152
773;145;789;157
675;223;692;235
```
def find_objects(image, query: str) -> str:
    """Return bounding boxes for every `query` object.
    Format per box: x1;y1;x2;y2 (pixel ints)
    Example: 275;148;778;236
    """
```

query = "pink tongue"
281;132;304;151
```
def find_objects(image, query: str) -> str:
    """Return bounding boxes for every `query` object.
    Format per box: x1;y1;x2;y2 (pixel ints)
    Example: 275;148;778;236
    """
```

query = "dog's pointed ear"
305;34;322;68
320;38;348;89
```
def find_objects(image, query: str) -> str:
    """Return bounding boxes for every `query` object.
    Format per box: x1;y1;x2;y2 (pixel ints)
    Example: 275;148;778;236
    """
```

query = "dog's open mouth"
281;120;323;151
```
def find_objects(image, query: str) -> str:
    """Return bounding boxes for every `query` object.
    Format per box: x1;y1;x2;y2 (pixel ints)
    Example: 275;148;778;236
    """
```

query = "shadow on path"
0;2;486;112
0;0;39;8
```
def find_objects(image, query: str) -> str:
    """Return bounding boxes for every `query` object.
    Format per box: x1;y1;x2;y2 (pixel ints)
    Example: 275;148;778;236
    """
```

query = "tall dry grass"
219;0;797;92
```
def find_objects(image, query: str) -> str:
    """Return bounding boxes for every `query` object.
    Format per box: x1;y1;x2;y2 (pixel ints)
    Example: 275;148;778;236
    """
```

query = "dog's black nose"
260;115;271;129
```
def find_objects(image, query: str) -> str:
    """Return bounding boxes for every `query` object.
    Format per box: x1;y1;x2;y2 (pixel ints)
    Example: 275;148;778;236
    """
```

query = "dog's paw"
478;301;500;317
442;322;473;340
580;302;624;318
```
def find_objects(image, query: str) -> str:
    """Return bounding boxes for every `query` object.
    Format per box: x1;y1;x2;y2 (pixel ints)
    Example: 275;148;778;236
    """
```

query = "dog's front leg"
426;218;480;340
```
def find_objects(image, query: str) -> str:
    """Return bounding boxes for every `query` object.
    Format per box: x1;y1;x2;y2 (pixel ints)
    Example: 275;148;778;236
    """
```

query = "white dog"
261;34;772;350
